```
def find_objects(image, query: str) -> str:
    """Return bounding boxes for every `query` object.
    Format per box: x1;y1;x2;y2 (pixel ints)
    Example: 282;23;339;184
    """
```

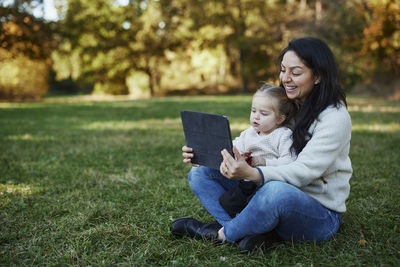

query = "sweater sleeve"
232;128;249;155
265;128;296;166
258;106;352;187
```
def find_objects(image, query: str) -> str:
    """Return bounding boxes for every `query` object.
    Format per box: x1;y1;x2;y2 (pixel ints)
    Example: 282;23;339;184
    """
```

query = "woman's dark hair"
256;83;297;127
278;37;347;155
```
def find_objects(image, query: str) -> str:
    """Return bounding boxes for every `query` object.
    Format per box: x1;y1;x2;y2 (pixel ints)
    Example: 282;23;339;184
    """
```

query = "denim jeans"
188;166;342;243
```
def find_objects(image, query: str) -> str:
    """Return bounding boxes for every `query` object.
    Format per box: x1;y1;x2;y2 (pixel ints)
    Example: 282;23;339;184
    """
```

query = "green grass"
1;95;399;266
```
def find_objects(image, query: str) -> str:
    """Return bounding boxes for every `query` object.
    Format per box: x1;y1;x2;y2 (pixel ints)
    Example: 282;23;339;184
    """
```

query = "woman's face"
279;50;319;103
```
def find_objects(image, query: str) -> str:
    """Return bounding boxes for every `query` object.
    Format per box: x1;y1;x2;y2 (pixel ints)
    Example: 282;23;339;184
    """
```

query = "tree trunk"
315;0;322;22
239;48;247;93
237;0;248;93
145;67;154;97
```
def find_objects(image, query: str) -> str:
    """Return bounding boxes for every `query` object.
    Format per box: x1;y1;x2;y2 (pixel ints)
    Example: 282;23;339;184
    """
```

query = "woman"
171;37;352;252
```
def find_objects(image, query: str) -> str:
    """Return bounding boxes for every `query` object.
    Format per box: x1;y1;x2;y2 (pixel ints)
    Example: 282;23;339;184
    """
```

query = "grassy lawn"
1;95;399;266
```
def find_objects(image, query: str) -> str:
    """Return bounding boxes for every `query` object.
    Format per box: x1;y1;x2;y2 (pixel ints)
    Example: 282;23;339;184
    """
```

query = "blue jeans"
188;166;342;243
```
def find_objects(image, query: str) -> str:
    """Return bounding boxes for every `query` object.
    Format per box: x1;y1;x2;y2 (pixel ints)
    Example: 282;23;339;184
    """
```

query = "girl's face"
250;93;285;135
279;50;320;103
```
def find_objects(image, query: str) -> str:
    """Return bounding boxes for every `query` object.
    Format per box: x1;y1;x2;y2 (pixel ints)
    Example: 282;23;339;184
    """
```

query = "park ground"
0;94;399;266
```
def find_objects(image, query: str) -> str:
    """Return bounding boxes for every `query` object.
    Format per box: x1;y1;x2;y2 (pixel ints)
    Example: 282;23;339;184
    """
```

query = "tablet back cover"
181;111;233;170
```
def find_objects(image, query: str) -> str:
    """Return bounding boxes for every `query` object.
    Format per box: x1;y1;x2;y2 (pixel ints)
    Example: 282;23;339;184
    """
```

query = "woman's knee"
253;181;299;207
188;167;200;187
188;166;214;188
188;166;237;193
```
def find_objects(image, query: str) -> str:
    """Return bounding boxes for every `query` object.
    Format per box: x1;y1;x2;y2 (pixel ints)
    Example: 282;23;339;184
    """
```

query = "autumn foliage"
0;0;399;100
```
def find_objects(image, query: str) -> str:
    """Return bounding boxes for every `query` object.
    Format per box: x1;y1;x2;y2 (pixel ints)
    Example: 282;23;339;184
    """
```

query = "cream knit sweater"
233;126;296;166
258;104;353;213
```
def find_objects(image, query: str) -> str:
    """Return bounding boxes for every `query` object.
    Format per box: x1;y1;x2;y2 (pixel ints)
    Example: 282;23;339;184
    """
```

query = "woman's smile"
279;50;317;102
283;84;297;93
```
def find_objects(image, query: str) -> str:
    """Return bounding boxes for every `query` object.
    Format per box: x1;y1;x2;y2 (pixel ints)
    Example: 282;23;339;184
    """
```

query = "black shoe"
170;217;222;241
238;230;282;252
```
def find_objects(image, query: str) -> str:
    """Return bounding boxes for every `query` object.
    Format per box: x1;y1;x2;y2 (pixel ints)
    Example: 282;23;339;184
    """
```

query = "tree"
310;0;399;91
129;0;187;95
0;0;53;60
52;0;399;98
0;0;54;100
55;0;188;96
55;0;132;94
358;0;399;76
170;0;288;93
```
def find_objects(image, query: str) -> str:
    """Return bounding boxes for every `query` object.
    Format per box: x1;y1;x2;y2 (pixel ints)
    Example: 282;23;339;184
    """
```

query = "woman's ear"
314;76;321;85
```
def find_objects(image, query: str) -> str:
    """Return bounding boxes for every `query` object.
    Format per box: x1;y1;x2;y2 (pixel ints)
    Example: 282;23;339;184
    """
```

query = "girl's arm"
232;128;250;155
264;128;295;166
250;128;295;167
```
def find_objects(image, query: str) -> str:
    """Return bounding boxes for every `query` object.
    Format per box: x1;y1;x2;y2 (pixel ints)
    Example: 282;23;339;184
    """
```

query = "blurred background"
0;0;399;101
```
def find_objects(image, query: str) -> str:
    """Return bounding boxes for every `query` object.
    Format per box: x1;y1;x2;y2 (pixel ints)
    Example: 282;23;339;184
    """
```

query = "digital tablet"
180;110;234;170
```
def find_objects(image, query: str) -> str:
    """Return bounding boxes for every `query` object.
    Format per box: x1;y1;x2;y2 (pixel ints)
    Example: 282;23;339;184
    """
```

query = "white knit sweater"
258;104;353;213
233;126;296;166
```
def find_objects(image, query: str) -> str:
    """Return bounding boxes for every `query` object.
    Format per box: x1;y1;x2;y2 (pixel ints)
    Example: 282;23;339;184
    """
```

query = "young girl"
218;83;297;218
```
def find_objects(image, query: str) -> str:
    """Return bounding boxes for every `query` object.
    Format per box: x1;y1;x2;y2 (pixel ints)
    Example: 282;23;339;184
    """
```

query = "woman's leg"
223;181;342;243
188;166;239;225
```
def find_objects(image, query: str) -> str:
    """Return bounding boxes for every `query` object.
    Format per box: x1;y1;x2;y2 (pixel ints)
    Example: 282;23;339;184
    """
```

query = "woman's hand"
182;146;200;166
220;146;262;183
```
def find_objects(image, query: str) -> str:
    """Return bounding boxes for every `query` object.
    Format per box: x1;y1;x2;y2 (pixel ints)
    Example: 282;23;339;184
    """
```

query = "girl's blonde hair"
255;83;297;126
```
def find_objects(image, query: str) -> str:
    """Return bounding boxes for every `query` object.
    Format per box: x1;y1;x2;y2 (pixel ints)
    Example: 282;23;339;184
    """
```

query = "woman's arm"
220;106;351;187
258;106;352;187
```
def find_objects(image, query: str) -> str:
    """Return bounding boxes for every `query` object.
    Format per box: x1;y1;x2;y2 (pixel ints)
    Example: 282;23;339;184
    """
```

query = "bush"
352;76;400;101
0;53;49;101
127;71;151;98
92;80;129;95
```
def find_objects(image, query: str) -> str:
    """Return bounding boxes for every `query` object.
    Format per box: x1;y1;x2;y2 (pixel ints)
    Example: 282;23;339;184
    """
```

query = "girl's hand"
242;151;252;160
220;146;262;182
182;146;200;166
251;156;266;167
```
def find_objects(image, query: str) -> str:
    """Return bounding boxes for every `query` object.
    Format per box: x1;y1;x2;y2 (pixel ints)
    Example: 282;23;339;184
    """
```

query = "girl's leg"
223;181;342;243
188;166;239;225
